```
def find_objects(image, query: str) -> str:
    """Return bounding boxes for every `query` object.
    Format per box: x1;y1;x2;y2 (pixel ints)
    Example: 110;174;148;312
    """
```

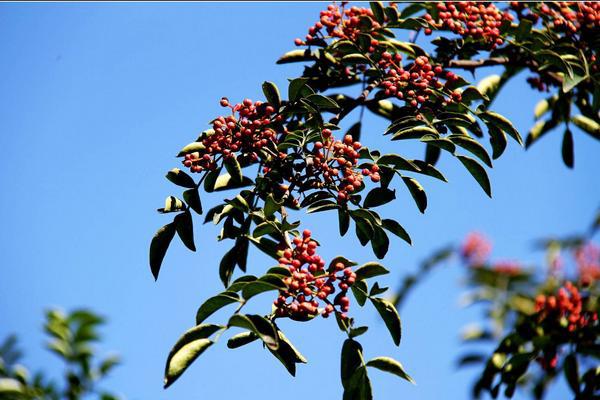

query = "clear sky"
0;3;598;400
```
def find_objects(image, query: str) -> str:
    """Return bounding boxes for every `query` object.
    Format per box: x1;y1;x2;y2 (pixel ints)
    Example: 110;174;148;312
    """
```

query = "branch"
330;80;380;125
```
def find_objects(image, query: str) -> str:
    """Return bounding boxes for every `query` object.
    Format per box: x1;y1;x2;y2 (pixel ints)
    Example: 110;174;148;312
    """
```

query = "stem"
330;80;380;125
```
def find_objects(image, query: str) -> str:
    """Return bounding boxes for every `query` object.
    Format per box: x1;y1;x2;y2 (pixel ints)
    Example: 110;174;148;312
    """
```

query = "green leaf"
177;141;205;157
306;94;339;110
381;219;411;244
371;227;389;259
424;144;441;166
411;160;447;182
402;177;427;213
228;314;278;350
476;75;501;102
420;136;456;153
366;357;415;384
338;208;350;237
572;115;600;140
351;280;368;306
342;53;370;64
149;222;177;280
562;128;574;168
457;155;491;197
562;71;587;93
534;95;558;120
159;196;185;213
343;366;373;400
203;167;221;192
288;77;310;101
347;121;361;141
219;246;238;287
276;49;315;65
479;111;523;145
370;2;385;23
0;378;25;394
223;157;243;183
163;324;223;388
450;135;492;168
166;168;196;188
213;174;253;191
525;119;558;148
183;188;202;215
241;274;287;300
195;291;240;325
341;339;364;389
264;194;283;217
268;330;308;376
371;297;401;346
355;262;389;280
248;236;281;260
487;124;507;160
227;331;258;349
363;187;396;208
262;81;281;108
392;126;439;140
174;211;195;252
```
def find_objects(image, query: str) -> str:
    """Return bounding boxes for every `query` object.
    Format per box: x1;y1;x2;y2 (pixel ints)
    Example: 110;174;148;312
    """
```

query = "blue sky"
0;3;598;400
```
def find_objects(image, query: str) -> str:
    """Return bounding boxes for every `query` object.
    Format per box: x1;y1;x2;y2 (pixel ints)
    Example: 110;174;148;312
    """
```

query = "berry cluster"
295;4;380;46
377;51;461;108
575;243;600;286
263;131;368;204
534;281;598;332
461;232;492;266
274;230;357;320
526;75;551;92
536;2;600;35
182;98;281;173
424;2;512;48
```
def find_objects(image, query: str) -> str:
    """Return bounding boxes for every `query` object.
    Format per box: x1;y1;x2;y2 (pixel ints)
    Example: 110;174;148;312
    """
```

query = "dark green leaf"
479;111;523;145
268;330;307;376
564;353;580;394
371;297;401;346
450;135;492;168
183;188;202;214
288;77;310;101
241;274;287;300
355;262;389;280
213;174;253;191
457;155;491;197
371;227;389;259
488;124;507;159
195;291;240;325
402;177;427;213
223;158;243;183
262;81;281;108
351;280;368;306
341;339;364;389
363;187;396;208
150;222;177;280
424;143;441;165
381;219;411;244
166;168;196;188
339;208;350;236
174;211;195;252
561;128;574;168
227;331;258;349
228;314;278;350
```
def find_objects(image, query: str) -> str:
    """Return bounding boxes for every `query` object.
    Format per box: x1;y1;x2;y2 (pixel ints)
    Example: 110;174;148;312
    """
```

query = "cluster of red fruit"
536;2;600;35
377;50;461;108
575;243;600;287
461;232;492;266
424;2;512;49
294;4;380;46
534;281;598;333
182;98;281;173
264;130;373;204
526;76;550;92
273;229;356;320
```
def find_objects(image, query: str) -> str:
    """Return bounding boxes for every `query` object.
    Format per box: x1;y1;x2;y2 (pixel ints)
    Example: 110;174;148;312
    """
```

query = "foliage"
393;213;600;399
149;2;599;399
0;309;121;400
